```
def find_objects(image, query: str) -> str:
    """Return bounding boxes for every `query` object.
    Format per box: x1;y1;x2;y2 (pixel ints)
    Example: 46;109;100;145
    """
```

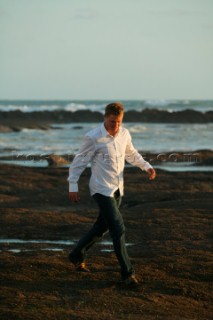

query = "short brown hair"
104;102;124;117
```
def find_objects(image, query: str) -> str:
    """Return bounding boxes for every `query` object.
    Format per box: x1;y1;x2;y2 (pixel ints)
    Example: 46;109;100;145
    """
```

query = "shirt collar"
101;123;122;137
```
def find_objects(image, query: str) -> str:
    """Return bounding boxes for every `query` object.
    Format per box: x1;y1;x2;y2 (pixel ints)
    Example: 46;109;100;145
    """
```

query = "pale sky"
0;0;213;100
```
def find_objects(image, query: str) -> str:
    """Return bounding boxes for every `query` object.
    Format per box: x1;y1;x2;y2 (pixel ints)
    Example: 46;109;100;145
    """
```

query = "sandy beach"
0;163;212;319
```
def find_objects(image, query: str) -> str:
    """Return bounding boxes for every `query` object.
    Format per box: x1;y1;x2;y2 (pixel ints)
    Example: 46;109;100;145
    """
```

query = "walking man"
68;102;156;285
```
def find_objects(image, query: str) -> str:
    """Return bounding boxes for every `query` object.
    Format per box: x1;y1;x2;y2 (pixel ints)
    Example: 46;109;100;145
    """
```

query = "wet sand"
0;164;212;319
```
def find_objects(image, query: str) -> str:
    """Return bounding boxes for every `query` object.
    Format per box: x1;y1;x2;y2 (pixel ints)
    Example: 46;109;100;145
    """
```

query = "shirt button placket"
113;138;120;187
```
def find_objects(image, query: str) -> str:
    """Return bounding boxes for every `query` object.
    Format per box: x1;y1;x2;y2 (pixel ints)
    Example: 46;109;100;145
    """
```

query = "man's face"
104;114;123;135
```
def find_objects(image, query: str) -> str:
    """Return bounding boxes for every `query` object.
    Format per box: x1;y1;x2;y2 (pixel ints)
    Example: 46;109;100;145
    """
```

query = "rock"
195;157;213;166
124;109;213;123
46;155;70;167
0;125;13;133
10;126;22;132
0;109;213;127
72;126;84;130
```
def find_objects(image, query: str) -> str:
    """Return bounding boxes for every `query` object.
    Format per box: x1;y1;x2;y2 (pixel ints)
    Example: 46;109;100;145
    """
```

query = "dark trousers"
69;189;134;279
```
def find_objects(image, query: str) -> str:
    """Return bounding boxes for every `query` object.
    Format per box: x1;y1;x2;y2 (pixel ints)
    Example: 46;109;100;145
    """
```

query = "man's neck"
104;124;119;137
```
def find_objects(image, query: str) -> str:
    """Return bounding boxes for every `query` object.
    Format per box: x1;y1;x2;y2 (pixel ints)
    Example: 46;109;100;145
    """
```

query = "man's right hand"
69;192;80;202
147;168;156;180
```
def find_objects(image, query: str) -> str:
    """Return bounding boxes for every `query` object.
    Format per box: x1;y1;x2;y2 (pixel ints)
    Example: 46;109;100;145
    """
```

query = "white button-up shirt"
68;123;152;197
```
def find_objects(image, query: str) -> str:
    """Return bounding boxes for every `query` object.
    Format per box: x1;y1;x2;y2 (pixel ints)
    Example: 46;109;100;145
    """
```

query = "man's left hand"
147;168;156;180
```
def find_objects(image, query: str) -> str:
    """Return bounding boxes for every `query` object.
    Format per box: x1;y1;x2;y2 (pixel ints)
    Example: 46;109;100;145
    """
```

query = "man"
68;102;156;286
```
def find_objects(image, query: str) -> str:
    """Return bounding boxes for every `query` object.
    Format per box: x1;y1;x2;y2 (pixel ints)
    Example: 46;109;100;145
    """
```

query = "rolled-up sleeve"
68;136;95;192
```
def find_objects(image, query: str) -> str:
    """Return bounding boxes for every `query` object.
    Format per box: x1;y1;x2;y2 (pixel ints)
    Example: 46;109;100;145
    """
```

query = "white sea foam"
64;103;89;112
128;124;147;133
0;100;212;112
1;122;212;158
144;99;176;106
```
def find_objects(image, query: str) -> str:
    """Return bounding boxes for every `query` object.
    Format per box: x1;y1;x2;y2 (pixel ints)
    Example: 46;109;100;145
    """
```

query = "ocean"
0;99;213;113
0;100;212;171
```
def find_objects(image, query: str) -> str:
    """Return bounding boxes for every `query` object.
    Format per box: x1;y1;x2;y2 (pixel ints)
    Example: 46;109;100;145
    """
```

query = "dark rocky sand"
0;164;212;319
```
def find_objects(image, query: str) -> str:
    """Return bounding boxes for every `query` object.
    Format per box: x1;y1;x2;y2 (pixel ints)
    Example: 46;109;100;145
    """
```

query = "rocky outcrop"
125;109;213;123
45;155;70;167
0;125;13;133
0;109;212;132
0;150;212;167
